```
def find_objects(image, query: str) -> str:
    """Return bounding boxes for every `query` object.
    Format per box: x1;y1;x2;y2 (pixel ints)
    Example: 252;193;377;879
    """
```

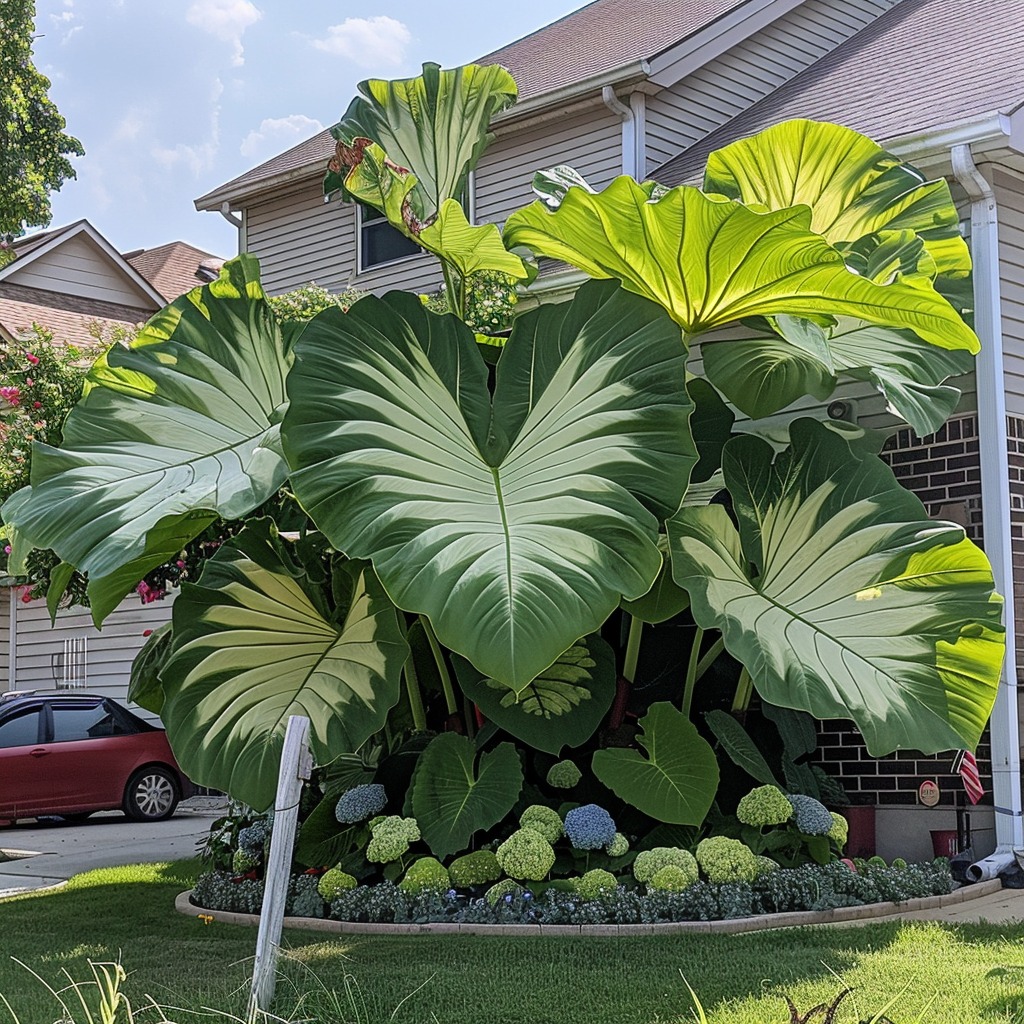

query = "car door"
43;698;130;812
0;701;50;818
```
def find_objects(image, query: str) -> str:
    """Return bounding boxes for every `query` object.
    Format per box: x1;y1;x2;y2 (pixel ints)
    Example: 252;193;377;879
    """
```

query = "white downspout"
602;86;641;179
8;587;16;689
951;143;1024;851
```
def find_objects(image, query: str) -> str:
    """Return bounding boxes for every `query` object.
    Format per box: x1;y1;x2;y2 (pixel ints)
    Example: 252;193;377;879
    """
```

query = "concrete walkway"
0;797;225;899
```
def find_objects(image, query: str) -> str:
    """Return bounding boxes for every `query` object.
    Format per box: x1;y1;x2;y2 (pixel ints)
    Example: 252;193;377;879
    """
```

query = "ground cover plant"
0;60;1003;920
2;861;1024;1024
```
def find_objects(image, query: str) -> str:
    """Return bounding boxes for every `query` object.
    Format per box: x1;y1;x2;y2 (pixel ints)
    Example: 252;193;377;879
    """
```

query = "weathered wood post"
248;714;313;1019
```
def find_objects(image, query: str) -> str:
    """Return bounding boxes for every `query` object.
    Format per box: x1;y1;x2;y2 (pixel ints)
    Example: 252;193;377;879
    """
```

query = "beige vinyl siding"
475;108;622;226
645;0;901;174
8;592;174;722
244;181;444;297
8;234;153;307
994;168;1024;419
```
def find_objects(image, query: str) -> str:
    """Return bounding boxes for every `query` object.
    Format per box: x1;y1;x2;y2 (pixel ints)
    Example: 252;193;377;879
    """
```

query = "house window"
358;203;420;272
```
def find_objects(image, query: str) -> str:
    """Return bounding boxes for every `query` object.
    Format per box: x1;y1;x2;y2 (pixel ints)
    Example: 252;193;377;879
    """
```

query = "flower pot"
842;804;875;858
930;828;958;858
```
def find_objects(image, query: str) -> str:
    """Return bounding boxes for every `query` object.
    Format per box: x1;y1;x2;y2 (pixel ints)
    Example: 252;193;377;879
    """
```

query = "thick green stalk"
420;614;458;715
622;615;643;683
403;654;427;732
681;626;705;719
694;636;725;681
731;667;754;713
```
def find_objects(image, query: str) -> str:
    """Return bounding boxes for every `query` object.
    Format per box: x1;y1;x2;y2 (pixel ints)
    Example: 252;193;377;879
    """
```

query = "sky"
31;0;585;259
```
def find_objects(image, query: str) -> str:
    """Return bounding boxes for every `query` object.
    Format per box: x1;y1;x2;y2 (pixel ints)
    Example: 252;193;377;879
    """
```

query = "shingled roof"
655;0;1024;186
195;0;749;209
125;240;223;302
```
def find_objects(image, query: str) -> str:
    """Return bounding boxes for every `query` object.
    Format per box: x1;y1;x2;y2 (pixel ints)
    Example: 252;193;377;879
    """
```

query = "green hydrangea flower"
485;878;524;905
827;812;849;848
649;864;696;892
496;828;556;881
520;804;563;843
546;760;582;789
574;868;618;900
754;855;780;877
366;815;421;863
736;785;794;828
605;832;630;858
231;849;259;874
399;857;451;894
695;836;760;883
448;850;502;888
633;847;697;885
317;867;357;901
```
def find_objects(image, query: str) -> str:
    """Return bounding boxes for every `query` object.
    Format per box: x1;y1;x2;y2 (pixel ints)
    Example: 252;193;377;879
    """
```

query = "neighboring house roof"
194;0;762;209
655;0;1024;185
0;292;144;350
124;240;223;301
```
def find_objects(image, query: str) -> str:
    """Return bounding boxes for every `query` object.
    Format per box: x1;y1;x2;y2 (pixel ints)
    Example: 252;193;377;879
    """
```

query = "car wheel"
123;766;179;822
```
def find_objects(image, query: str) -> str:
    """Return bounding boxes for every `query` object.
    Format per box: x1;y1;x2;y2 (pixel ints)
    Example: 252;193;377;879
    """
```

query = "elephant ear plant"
3;64;1003;868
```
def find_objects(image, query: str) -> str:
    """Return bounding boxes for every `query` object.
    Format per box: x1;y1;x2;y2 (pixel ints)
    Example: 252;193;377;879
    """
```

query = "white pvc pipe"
966;851;1017;883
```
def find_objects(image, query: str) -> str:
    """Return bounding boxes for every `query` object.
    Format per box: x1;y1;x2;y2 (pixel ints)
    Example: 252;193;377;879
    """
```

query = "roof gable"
1;221;166;309
655;0;1024;185
125;240;222;301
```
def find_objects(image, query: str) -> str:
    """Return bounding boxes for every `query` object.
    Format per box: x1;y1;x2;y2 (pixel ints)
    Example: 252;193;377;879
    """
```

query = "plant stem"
731;667;754;713
681;626;704;719
694;636;725;681
441;260;465;320
404;654;427;732
420;614;458;715
622;615;643;684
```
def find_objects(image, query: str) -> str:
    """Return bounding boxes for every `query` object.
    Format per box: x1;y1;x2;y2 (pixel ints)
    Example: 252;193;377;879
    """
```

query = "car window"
50;703;127;742
0;708;41;748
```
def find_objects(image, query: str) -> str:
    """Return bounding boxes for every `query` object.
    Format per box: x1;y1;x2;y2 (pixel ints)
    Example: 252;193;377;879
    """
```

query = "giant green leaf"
0;256;291;622
281;280;696;691
701;315;972;438
128;622;173;716
453;634;617;755
325;61;517;224
703;119;971;279
410;732;523;858
668;418;1004;755
159;520;408;810
591;702;719;825
704;709;779;788
503;178;977;352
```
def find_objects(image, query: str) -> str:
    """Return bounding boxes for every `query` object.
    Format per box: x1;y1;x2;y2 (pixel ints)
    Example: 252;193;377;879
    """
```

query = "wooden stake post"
249;715;313;1019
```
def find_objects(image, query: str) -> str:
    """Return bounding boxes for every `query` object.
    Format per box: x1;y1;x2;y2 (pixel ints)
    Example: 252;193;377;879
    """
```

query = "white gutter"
950;141;1023;852
602;87;640;178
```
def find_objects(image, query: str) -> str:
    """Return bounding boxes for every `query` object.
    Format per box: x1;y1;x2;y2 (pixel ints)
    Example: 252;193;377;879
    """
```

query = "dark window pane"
0;709;40;748
51;704;125;742
360;205;419;268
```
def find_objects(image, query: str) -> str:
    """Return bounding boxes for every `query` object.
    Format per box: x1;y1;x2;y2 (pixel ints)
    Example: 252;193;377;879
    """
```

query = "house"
0;222;222;718
194;0;1024;861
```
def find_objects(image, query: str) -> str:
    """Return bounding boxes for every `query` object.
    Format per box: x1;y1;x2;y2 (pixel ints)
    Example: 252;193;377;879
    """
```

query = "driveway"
0;798;225;898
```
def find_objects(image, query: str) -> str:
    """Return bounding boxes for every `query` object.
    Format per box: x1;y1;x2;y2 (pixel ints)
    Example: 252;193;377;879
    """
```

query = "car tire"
123;766;179;822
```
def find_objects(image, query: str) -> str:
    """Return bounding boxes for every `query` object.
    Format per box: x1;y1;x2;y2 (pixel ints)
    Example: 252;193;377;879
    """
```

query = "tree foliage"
0;0;84;239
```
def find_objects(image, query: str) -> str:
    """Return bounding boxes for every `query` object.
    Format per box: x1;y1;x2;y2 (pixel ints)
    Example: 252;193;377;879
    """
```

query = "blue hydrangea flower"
564;804;617;850
237;820;270;853
786;793;834;836
335;783;387;824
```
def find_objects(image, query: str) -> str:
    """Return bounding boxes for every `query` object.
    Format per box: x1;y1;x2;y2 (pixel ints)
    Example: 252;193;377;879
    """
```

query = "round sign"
919;779;941;807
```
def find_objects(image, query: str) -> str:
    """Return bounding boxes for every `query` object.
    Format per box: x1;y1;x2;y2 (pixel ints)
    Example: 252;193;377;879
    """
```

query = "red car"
0;691;191;823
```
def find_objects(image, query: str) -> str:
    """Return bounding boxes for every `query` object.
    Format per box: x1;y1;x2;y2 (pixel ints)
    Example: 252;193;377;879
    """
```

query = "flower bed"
191;858;954;927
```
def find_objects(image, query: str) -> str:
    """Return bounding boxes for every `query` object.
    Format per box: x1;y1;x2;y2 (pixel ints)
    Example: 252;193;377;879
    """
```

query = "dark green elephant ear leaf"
705;709;779;788
592;702;719;825
128;622;174;716
160;520;409;810
454;634;617;755
410;733;523;858
668;418;1004;756
282;280;695;692
1;255;292;622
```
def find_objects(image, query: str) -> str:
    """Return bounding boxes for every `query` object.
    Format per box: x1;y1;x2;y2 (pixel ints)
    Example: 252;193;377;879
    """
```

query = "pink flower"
0;386;21;406
25;353;39;365
32;402;41;409
142;629;153;637
25;378;33;387
3;545;10;555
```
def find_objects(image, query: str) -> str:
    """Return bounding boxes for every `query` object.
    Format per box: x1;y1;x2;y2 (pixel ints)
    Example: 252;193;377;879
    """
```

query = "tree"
0;0;84;240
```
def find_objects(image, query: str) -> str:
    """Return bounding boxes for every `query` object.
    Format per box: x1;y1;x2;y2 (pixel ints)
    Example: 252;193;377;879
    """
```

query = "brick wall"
811;414;998;807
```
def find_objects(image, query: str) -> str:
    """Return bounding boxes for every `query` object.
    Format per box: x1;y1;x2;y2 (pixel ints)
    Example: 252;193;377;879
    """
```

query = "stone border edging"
175;878;1003;936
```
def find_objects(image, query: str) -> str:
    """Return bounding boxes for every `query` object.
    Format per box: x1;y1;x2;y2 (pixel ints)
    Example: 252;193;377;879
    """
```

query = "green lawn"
1;861;1023;1023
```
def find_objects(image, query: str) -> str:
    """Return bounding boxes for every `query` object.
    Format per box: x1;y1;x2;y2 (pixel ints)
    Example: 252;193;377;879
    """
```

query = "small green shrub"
573;869;618;900
448;850;501;887
318;867;358;901
696;837;760;883
633;847;697;885
399;857;451;894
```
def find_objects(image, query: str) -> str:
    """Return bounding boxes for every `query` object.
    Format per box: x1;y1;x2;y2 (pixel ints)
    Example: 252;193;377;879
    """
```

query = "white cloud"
186;0;261;67
49;1;81;44
312;16;410;69
240;114;324;161
150;78;224;177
